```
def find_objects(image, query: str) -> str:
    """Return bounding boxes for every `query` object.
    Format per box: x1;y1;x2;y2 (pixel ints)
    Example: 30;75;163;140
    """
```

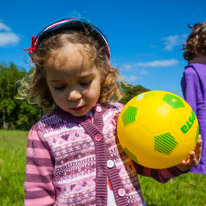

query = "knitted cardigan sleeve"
135;163;188;183
24;123;55;206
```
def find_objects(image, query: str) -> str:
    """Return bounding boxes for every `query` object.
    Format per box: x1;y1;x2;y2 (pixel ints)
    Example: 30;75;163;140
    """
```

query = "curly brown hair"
182;22;206;61
18;31;124;108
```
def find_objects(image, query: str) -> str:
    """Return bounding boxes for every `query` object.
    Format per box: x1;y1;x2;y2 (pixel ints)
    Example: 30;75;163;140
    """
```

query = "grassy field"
0;130;28;206
0;130;206;206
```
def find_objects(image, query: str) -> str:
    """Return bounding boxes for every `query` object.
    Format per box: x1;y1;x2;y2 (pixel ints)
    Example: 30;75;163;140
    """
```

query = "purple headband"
24;18;110;58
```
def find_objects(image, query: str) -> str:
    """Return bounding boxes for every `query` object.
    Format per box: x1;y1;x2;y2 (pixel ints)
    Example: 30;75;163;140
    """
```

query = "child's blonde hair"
182;22;206;61
19;30;124;108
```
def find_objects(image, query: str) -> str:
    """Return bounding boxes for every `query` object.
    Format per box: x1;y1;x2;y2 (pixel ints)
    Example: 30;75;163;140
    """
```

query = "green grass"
0;130;206;206
139;173;206;206
0;130;28;206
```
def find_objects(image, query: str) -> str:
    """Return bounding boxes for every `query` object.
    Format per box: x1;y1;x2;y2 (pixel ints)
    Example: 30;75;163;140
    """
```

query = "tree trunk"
2;110;8;129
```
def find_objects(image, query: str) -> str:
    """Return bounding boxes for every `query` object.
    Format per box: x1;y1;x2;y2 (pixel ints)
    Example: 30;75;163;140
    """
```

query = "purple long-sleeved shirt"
181;63;206;174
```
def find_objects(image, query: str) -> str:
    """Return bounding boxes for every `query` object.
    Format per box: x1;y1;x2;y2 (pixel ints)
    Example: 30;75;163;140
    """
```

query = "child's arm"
136;136;202;183
24;124;55;206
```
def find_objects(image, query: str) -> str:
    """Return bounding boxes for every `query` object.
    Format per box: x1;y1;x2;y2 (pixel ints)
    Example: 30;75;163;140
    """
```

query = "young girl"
20;18;202;206
181;22;206;174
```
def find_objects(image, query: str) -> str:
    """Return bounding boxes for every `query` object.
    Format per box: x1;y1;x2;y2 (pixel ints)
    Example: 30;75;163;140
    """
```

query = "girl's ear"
193;47;201;56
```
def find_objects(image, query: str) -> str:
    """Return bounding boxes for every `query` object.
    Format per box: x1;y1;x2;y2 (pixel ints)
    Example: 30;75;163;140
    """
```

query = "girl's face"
44;43;102;117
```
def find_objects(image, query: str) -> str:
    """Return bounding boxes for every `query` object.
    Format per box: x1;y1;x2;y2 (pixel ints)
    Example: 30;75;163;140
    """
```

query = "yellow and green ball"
117;91;199;169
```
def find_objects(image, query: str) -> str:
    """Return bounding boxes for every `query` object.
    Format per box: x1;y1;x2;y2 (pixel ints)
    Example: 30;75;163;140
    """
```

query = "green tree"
120;83;150;104
0;62;150;129
0;63;43;130
0;63;22;129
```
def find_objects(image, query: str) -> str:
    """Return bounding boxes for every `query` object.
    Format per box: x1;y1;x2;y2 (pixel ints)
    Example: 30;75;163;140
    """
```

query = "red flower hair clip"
23;35;36;57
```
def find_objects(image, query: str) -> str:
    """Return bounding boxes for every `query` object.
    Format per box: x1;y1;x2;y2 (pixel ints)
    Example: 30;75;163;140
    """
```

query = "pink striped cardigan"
24;102;187;206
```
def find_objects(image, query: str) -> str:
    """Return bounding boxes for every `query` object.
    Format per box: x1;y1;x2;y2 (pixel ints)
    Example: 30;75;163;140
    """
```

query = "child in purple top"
181;22;206;174
19;18;202;206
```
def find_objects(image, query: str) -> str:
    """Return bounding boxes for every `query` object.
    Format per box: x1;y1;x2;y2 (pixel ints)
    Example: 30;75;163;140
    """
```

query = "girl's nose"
68;90;82;101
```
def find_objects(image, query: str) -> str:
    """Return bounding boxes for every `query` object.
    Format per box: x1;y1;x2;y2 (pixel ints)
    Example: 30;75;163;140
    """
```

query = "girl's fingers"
177;135;202;171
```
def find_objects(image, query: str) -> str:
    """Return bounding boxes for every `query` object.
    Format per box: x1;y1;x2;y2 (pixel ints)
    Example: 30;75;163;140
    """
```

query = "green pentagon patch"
144;91;157;100
122;106;138;126
195;125;199;142
163;94;185;109
124;147;138;163
154;132;178;155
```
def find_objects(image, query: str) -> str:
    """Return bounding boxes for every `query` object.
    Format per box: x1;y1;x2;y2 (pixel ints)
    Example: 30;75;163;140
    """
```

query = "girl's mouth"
70;106;85;112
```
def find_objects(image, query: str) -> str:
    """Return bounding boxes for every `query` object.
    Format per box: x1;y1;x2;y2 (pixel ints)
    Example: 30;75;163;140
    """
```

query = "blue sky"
1;0;206;97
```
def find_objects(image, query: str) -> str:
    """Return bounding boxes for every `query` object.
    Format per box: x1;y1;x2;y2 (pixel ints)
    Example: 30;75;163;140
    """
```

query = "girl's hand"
176;135;202;172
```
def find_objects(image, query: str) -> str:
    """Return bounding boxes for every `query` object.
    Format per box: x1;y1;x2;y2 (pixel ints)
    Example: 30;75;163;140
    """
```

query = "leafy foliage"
119;83;150;104
0;63;44;130
0;62;149;130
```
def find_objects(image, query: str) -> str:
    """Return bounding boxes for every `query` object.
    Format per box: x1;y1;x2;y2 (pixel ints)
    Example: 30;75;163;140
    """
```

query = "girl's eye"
54;86;66;90
80;81;92;87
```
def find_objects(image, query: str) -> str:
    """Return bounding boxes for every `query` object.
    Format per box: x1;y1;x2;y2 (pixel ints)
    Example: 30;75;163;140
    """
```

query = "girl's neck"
189;55;206;65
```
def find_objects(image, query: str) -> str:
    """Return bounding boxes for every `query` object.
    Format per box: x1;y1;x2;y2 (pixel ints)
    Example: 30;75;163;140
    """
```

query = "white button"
96;106;102;112
118;188;126;197
95;134;102;141
107;160;114;168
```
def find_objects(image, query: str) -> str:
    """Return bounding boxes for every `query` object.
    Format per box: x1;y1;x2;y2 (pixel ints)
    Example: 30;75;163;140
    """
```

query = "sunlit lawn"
0;130;28;206
0;130;205;206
